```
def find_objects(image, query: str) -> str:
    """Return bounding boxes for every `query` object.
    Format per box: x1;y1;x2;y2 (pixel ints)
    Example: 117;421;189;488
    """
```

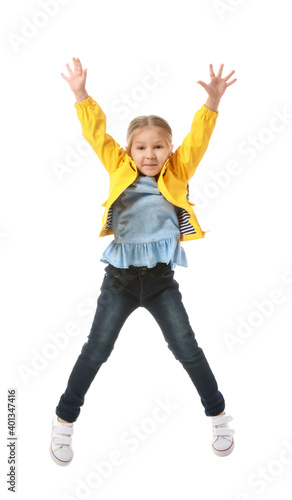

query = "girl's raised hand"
60;57;88;96
197;64;236;100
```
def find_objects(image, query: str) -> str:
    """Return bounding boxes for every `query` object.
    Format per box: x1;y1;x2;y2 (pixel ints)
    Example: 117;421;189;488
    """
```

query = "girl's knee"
80;340;114;363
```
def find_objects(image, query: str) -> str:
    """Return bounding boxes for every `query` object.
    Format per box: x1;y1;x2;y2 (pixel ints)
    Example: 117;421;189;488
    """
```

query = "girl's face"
127;126;173;177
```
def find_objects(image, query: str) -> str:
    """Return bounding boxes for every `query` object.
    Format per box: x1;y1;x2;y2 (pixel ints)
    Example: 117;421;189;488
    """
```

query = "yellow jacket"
74;96;218;241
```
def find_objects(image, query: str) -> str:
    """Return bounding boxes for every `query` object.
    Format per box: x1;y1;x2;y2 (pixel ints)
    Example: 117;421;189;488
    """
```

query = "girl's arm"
61;58;123;173
75;90;89;103
173;105;218;182
173;64;236;181
74;97;124;174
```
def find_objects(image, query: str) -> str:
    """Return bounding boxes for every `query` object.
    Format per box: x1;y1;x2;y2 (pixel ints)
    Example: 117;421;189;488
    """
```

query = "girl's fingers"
66;63;73;75
197;80;208;90
224;70;235;81
226;78;237;87
62;58;85;82
76;57;83;72
217;63;224;78
209;64;215;78
73;57;83;75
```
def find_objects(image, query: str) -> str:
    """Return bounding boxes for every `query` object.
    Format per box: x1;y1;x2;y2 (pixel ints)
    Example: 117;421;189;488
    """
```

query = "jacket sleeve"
172;105;218;182
74;96;125;174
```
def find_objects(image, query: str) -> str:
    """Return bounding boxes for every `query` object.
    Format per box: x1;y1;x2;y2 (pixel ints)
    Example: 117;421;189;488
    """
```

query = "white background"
1;0;292;499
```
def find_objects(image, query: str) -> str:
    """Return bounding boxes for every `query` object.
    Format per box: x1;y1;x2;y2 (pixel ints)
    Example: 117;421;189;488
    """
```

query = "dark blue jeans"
56;263;225;422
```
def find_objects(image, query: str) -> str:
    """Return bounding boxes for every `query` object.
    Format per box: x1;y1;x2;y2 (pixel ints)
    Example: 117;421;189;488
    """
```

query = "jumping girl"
50;57;237;465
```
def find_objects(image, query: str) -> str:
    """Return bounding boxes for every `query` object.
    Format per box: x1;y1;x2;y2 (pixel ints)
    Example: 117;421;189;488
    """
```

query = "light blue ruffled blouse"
100;175;188;269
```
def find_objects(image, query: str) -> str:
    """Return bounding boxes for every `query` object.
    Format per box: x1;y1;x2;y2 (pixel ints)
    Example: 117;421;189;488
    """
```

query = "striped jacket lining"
104;206;196;235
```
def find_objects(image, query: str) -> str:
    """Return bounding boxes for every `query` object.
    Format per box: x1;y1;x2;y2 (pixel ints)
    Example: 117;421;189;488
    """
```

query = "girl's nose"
146;150;155;158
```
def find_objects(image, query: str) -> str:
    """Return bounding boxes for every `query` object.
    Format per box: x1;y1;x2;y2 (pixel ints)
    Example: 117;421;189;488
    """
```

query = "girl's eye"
136;145;163;150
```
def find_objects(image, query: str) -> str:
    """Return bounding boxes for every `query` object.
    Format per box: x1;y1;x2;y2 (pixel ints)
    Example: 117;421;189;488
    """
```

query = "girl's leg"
56;265;139;422
143;266;225;417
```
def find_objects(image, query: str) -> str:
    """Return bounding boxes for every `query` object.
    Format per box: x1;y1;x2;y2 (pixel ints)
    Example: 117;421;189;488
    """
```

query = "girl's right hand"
61;57;88;98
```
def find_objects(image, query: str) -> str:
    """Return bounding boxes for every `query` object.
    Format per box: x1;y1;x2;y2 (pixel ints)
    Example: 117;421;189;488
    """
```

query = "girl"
50;58;236;466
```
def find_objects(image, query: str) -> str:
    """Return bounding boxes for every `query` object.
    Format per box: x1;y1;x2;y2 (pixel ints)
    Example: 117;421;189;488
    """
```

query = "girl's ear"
169;144;174;156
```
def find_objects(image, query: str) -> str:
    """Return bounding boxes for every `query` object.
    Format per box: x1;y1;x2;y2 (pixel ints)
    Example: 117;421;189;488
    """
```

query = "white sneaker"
50;415;74;466
211;414;235;457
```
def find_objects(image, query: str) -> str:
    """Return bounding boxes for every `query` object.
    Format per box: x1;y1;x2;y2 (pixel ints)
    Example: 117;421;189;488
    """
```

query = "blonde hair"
126;115;172;152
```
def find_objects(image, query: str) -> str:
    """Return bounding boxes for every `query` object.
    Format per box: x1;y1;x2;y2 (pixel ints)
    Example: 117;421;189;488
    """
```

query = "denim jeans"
56;262;225;422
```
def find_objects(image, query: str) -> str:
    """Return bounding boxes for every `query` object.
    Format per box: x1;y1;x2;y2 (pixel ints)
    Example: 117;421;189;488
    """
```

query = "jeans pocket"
104;264;119;278
162;267;174;278
104;264;113;275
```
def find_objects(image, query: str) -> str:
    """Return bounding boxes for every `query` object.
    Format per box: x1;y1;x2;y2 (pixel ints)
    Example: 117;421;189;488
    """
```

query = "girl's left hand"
197;64;236;99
